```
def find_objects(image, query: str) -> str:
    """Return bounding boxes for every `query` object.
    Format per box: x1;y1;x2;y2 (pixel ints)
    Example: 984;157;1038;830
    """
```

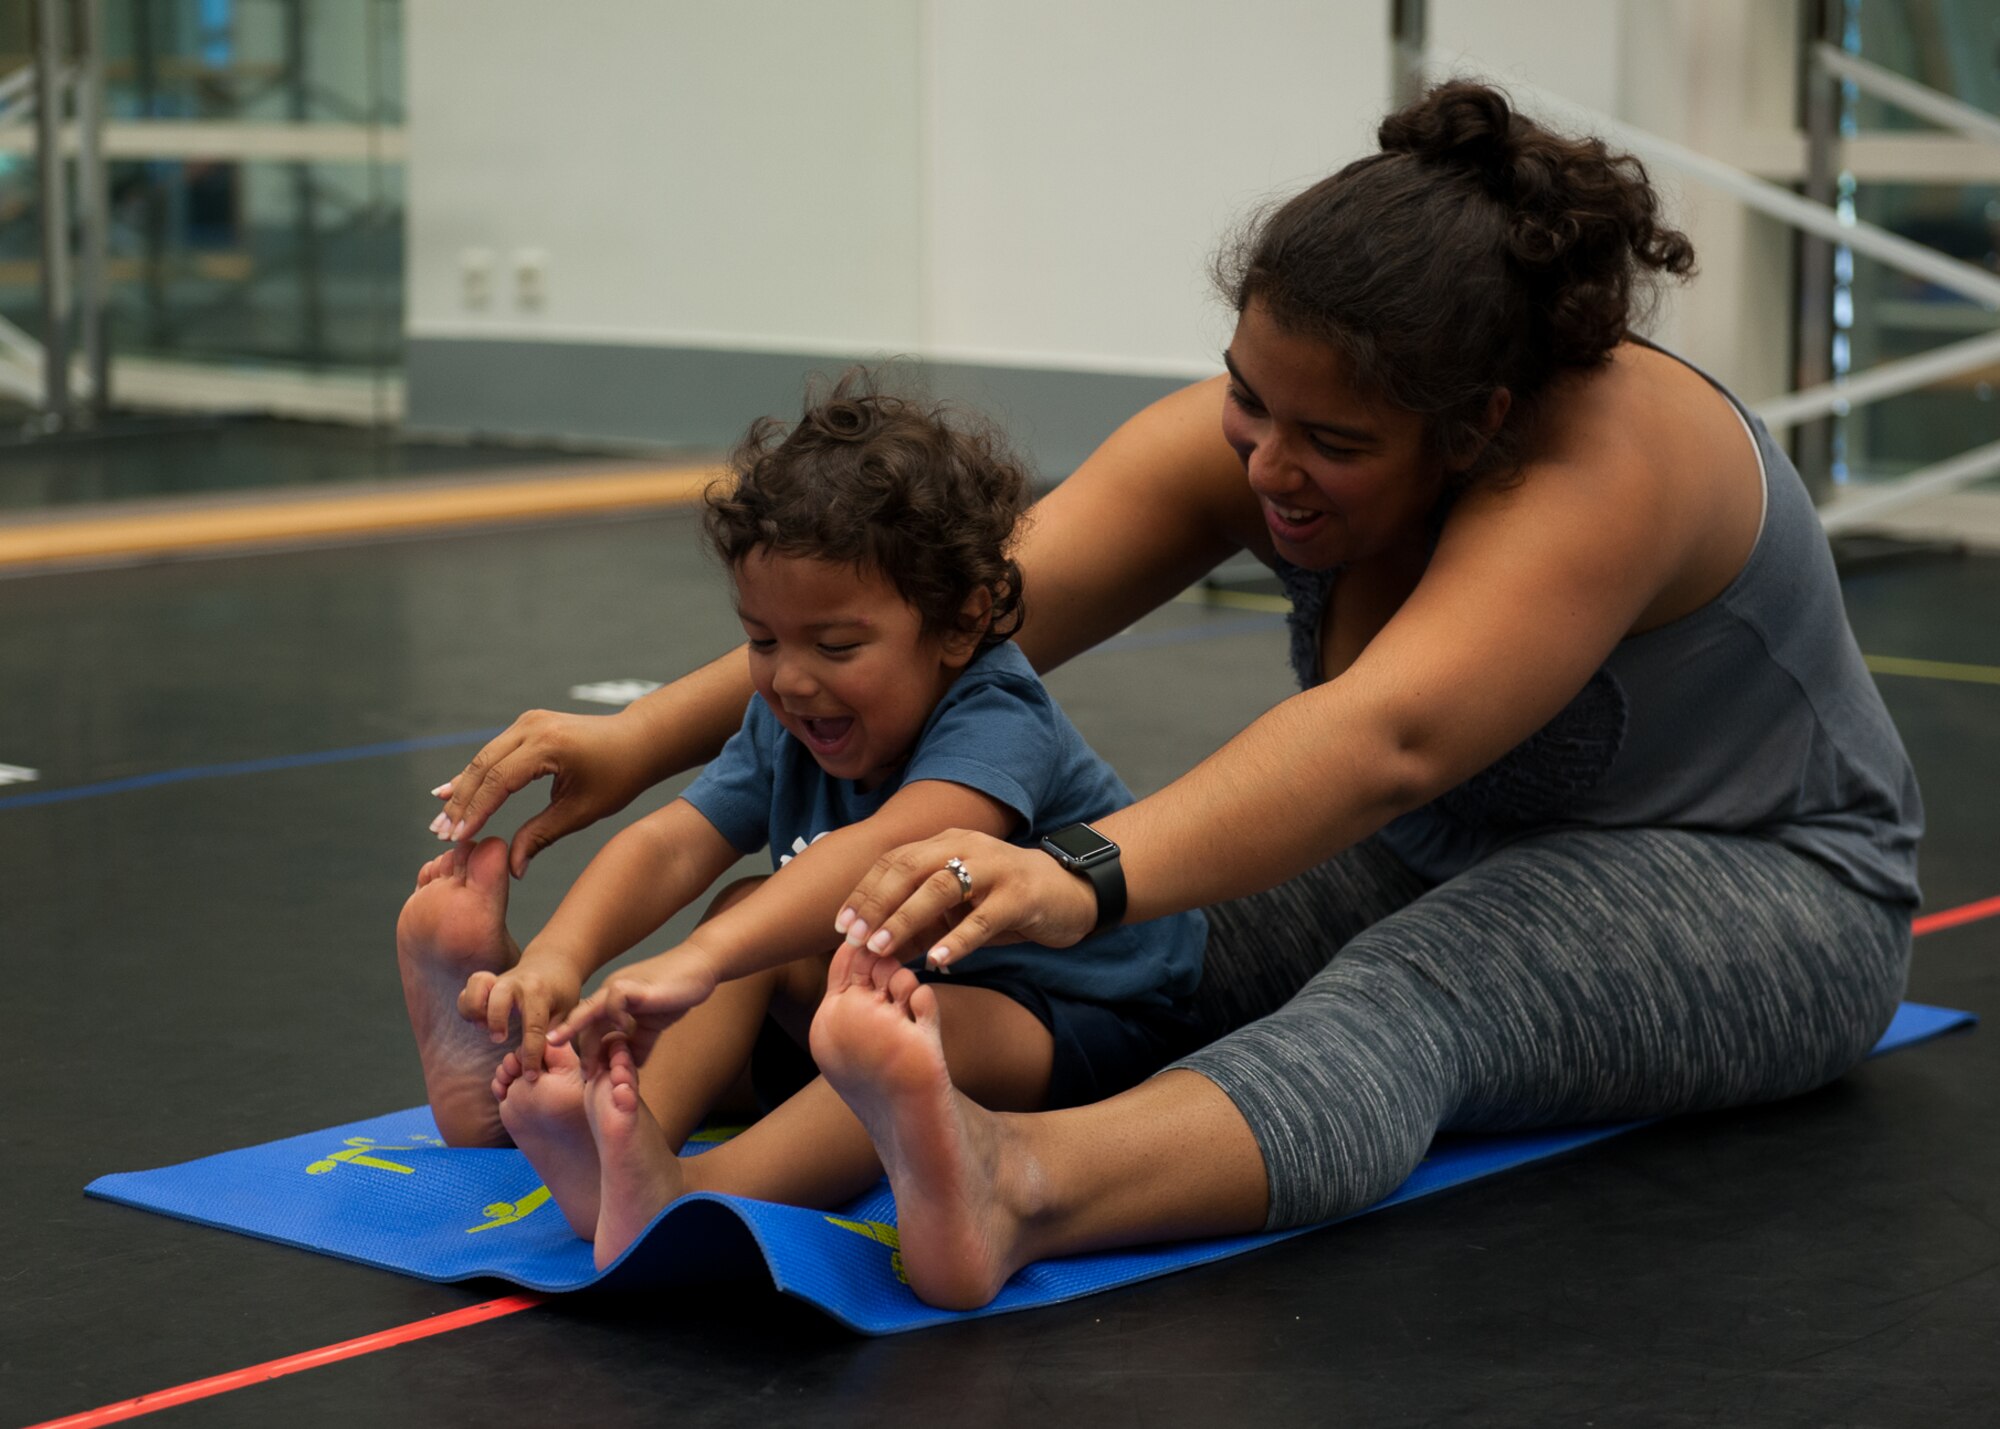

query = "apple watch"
1039;821;1126;934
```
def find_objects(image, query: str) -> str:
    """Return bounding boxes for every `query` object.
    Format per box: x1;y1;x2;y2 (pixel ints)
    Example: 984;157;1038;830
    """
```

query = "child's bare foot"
810;945;1039;1310
494;1043;599;1238
396;837;520;1146
585;1041;686;1270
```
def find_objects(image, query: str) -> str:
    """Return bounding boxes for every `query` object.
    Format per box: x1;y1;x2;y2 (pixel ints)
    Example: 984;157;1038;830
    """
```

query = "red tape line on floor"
23;1294;545;1429
30;893;1998;1428
1913;894;2000;938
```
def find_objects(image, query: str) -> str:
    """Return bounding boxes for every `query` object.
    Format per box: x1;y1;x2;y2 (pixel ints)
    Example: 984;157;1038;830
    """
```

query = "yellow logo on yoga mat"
467;1186;553;1233
301;1132;552;1235
824;1215;907;1284
303;1133;442;1176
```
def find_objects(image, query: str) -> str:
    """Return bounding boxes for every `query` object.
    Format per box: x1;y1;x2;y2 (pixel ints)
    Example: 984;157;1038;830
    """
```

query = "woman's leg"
1182;828;1911;1227
1187;835;1430;1041
819;828;1909;1305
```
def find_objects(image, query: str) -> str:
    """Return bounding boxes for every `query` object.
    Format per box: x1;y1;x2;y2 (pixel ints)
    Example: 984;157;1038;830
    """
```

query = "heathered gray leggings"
1175;829;1912;1231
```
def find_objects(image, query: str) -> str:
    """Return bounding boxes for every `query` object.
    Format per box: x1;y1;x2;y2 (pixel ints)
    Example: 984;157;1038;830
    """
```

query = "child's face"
733;549;978;792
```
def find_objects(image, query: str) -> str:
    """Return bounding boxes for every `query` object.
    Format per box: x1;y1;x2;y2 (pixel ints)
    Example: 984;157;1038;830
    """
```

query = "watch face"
1044;822;1115;863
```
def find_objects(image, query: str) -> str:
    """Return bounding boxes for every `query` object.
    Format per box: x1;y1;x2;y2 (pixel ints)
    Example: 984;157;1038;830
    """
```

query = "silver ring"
945;857;972;902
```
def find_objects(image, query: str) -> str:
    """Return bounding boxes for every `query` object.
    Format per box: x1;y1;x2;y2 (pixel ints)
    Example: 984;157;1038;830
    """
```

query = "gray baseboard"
404;336;1195;480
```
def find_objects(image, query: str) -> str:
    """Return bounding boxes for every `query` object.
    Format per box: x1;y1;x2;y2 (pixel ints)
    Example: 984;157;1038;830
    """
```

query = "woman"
430;83;1919;1309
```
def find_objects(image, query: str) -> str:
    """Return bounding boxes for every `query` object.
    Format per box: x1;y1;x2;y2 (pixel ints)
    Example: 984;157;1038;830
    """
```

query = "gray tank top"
1275;353;1923;907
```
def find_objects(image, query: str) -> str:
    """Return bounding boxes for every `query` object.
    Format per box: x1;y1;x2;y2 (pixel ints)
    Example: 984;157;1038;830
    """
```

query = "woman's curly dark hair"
702;369;1031;650
1214;79;1696;490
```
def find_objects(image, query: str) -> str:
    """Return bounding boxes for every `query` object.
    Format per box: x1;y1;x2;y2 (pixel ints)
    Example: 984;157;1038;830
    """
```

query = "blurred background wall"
5;0;1996;486
395;0;1817;475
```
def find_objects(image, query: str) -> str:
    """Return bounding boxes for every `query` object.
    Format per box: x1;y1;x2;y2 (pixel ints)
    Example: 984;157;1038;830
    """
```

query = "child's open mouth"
800;716;855;753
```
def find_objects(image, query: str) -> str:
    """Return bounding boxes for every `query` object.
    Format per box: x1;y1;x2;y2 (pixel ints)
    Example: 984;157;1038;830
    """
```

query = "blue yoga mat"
86;1001;1974;1335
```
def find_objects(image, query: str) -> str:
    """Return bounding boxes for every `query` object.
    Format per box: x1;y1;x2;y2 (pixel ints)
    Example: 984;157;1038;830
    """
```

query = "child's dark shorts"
749;976;1206;1113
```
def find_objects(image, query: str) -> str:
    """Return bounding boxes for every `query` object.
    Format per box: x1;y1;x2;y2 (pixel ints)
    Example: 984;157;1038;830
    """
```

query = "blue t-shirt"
680;641;1205;1007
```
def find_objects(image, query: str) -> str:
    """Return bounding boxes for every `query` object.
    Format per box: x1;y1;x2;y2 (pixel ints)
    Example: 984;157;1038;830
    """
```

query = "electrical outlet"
515;249;548;310
460;248;494;310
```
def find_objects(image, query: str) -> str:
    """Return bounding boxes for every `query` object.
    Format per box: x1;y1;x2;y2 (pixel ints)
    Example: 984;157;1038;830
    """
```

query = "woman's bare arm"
842;408;1710;960
1107;420;1696;917
1012;376;1261;673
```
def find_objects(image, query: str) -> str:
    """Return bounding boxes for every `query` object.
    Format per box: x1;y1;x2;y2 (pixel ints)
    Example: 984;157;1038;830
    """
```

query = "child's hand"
457;963;584;1075
548;950;722;1075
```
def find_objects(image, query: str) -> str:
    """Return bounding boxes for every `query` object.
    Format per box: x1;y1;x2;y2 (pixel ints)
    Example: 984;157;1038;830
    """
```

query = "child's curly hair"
702;369;1031;650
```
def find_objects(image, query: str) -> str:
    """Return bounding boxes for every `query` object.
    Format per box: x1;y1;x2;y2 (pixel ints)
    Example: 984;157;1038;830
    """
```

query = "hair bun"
813;397;879;442
1377;80;1516;190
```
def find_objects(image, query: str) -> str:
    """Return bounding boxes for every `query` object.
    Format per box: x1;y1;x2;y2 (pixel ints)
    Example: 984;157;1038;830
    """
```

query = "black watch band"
1040;822;1127;934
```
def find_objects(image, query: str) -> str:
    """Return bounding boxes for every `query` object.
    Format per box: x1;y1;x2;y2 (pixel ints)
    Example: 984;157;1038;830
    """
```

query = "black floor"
2;507;1994;1428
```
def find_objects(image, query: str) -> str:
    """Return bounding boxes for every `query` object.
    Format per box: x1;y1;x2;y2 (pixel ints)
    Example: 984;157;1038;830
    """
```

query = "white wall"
1613;0;1800;404
406;0;925;352
407;0;1389;377
405;0;1804;414
921;0;1388;375
1428;0;1624;114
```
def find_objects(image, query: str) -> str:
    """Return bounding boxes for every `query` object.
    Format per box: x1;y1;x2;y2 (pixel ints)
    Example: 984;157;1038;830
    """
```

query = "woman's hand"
429;708;661;877
835;830;1099;971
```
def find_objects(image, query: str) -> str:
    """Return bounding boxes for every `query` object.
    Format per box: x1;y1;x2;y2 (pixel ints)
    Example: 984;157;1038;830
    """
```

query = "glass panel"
101;0;403;127
1828;0;2000;489
1851;0;2000;129
0;0;402;383
1838;186;2000;483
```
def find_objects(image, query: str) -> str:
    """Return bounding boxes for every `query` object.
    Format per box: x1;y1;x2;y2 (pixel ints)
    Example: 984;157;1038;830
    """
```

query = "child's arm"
549;778;1019;1068
459;797;743;1071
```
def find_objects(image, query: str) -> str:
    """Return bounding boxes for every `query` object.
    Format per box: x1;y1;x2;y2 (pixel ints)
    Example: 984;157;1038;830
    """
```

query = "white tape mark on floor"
569;680;662;707
0;763;40;786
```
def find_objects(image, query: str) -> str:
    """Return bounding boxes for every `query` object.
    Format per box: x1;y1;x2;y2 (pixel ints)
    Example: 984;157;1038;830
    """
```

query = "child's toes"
864;950;899;994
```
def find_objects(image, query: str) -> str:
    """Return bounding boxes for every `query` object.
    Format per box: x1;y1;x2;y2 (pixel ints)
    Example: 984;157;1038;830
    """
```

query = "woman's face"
1220;299;1444;572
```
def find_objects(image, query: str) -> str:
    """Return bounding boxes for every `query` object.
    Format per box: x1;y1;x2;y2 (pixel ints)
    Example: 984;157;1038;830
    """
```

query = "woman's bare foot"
495;1044;600;1238
810;945;1041;1310
585;1041;687;1271
396;838;521;1146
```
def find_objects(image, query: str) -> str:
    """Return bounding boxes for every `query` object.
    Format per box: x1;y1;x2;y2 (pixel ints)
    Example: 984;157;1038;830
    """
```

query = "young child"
395;372;1206;1267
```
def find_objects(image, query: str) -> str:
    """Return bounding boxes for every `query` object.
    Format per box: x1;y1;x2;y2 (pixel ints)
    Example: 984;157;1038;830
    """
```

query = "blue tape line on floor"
83;1001;1974;1335
4;610;1283;812
0;728;506;811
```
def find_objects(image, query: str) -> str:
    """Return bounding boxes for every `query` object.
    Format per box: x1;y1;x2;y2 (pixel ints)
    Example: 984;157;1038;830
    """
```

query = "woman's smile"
1222;300;1441;570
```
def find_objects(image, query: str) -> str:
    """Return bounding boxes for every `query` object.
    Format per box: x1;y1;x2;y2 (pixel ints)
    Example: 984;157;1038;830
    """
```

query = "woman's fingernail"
431;783;453;798
450;820;468;842
843;919;870;948
429;813;449;835
834;907;855;933
867;929;892;954
926;946;951;972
